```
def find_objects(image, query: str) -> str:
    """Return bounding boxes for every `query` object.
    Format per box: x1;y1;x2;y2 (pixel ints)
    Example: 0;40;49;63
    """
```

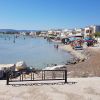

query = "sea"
0;34;72;69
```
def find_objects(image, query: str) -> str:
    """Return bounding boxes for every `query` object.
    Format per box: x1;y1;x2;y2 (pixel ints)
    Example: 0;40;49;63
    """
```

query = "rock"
67;58;78;64
0;64;15;72
16;61;27;71
79;58;85;62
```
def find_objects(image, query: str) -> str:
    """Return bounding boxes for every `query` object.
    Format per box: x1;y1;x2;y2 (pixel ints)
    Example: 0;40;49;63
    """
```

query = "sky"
0;0;100;30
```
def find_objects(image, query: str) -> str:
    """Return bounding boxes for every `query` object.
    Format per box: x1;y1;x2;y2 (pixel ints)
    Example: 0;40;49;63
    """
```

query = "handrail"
6;70;67;85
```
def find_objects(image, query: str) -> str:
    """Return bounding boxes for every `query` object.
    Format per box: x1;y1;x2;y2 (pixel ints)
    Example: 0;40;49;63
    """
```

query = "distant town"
0;25;100;39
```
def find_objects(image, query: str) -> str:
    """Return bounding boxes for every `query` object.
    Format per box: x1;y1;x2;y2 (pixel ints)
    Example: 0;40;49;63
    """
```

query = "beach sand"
59;44;100;77
0;77;100;100
59;44;87;60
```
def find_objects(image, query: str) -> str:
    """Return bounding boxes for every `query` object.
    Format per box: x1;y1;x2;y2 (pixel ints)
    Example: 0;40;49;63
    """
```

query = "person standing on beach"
56;44;59;48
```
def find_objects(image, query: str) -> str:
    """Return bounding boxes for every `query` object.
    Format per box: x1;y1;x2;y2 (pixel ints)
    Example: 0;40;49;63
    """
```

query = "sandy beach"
0;77;100;100
59;44;87;60
59;44;100;77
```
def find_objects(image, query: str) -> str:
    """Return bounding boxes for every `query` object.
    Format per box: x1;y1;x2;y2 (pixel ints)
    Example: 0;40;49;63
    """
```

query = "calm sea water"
0;34;72;69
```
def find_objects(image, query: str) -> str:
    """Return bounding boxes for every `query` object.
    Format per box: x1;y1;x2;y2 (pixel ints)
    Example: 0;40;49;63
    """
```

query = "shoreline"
65;45;100;77
44;43;88;71
46;42;100;78
59;44;87;61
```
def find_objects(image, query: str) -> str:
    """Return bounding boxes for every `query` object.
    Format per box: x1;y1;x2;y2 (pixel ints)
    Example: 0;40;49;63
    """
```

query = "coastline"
46;42;100;78
43;44;87;70
62;45;100;77
59;44;87;61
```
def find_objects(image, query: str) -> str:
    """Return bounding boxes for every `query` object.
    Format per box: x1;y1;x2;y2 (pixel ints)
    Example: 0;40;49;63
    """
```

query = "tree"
94;32;100;37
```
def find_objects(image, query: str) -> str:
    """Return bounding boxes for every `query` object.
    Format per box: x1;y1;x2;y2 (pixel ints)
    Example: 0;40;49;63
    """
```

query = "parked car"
73;46;83;50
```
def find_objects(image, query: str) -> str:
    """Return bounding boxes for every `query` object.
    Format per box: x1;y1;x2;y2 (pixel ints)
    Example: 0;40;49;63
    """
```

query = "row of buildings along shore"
19;25;100;38
45;25;100;38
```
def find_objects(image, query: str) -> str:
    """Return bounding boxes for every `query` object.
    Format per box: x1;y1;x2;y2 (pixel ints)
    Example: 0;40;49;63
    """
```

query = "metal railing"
6;70;67;85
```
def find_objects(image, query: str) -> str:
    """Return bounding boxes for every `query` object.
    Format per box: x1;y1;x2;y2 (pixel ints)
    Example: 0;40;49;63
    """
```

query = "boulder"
16;61;27;71
0;64;15;71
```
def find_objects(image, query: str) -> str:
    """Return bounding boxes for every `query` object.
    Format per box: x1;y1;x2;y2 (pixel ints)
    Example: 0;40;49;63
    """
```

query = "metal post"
44;71;45;80
22;72;23;81
31;72;32;80
63;71;64;79
6;71;9;85
20;72;21;81
42;71;43;80
33;72;34;80
65;70;67;83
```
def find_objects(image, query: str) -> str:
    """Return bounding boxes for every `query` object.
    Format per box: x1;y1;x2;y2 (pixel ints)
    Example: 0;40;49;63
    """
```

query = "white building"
47;29;62;36
66;29;75;37
20;32;26;35
59;32;67;38
84;25;100;37
48;30;53;35
59;29;69;38
39;31;47;36
90;25;100;33
29;32;36;36
75;28;84;33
